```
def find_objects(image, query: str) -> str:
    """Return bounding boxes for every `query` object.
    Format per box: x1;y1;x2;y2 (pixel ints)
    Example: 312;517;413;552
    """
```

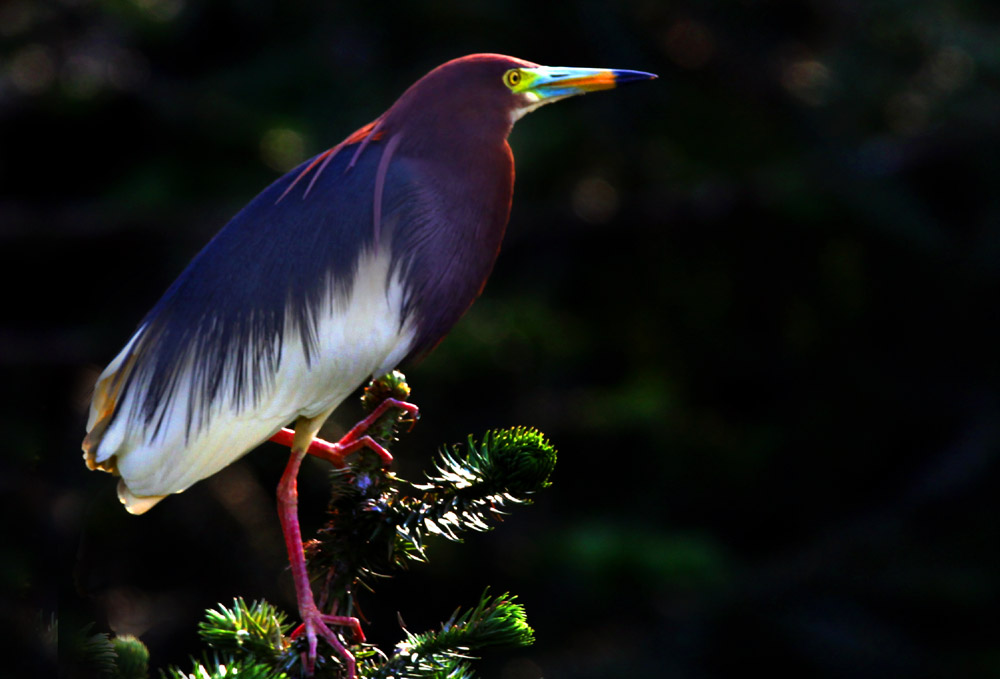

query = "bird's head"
382;54;656;149
500;58;658;122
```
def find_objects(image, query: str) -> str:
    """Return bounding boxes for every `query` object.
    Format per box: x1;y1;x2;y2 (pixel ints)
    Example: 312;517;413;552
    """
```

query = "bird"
82;53;655;676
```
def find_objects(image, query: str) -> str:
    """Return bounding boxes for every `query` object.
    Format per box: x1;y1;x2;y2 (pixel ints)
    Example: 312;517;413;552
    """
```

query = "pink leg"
270;398;418;675
278;448;363;676
268;398;418;466
270;430;395;467
340;397;419;443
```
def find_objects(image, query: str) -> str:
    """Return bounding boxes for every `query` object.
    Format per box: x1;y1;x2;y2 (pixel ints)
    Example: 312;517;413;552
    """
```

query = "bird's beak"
518;65;658;102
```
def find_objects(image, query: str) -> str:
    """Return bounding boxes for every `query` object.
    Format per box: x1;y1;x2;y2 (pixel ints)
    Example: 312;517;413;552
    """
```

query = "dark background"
5;0;1000;677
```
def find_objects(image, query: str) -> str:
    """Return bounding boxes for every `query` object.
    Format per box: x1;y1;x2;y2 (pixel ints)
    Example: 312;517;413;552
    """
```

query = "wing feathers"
85;133;427;508
83;329;144;473
91;248;417;504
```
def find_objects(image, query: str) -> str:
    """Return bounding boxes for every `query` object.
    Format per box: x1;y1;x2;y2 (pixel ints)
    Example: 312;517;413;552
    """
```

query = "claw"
341;397;419;445
290;604;362;677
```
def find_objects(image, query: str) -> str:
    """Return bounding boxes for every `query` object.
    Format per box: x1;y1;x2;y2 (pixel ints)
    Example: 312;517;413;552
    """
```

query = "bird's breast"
384;148;514;359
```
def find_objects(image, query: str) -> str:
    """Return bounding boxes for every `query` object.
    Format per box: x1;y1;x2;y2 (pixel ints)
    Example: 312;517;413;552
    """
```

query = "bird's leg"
270;430;396;467
268;397;418;467
271;397;418;675
277;413;364;678
269;428;383;467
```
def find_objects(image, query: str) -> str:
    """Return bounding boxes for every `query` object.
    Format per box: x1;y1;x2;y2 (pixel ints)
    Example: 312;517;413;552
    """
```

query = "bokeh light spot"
885;90;929;135
0;0;36;38
928;46;974;93
131;0;184;22
501;657;543;679
571;176;620;224
662;19;715;70
781;59;834;106
62;53;105;99
107;48;150;90
8;44;56;95
260;127;307;173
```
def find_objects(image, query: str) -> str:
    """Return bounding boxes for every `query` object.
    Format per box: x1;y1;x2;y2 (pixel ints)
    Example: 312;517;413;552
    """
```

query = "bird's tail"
82;330;144;474
83;332;170;514
117;479;166;515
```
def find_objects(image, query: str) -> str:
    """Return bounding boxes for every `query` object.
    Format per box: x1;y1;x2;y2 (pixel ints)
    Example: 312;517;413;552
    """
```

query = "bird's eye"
504;69;522;89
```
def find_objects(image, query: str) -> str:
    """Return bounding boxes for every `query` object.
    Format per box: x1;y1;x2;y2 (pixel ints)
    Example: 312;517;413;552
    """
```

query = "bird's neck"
388;97;513;161
388;134;514;361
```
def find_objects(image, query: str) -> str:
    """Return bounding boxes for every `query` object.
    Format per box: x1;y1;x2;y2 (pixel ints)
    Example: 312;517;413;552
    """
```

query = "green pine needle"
392;428;556;568
112;635;150;679
163;654;289;679
364;655;474;679
367;592;532;678
69;622;117;676
198;598;292;662
430;427;557;499
378;657;475;679
398;591;534;659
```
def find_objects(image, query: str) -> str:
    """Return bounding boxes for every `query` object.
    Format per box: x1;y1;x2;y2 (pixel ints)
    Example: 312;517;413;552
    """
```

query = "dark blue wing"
120;141;398;435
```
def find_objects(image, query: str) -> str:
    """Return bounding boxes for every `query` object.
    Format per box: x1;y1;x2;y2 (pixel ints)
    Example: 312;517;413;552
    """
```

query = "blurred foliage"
4;0;999;677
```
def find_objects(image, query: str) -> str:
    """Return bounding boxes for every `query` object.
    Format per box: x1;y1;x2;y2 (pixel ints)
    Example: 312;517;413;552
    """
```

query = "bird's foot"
343;397;420;442
270;430;396;468
269;398;419;468
290;601;365;677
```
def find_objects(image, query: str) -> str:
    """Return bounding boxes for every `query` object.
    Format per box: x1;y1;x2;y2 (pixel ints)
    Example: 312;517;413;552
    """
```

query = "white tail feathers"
117;479;167;515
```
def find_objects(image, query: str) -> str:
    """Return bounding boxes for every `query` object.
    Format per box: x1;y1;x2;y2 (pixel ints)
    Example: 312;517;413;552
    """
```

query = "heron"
83;53;655;676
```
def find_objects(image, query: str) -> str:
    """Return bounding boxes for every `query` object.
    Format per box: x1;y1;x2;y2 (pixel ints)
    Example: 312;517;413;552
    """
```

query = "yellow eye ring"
504;69;522;89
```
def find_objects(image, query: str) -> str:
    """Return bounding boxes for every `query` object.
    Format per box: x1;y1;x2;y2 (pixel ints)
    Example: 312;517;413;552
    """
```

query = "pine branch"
303;371;417;612
163;654;289;679
305;424;557;606
112;635;150;679
78;624;117;676
198;598;292;663
391;428;556;565
367;592;533;679
399;591;535;656
70;622;151;679
163;600;294;679
359;370;416;446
